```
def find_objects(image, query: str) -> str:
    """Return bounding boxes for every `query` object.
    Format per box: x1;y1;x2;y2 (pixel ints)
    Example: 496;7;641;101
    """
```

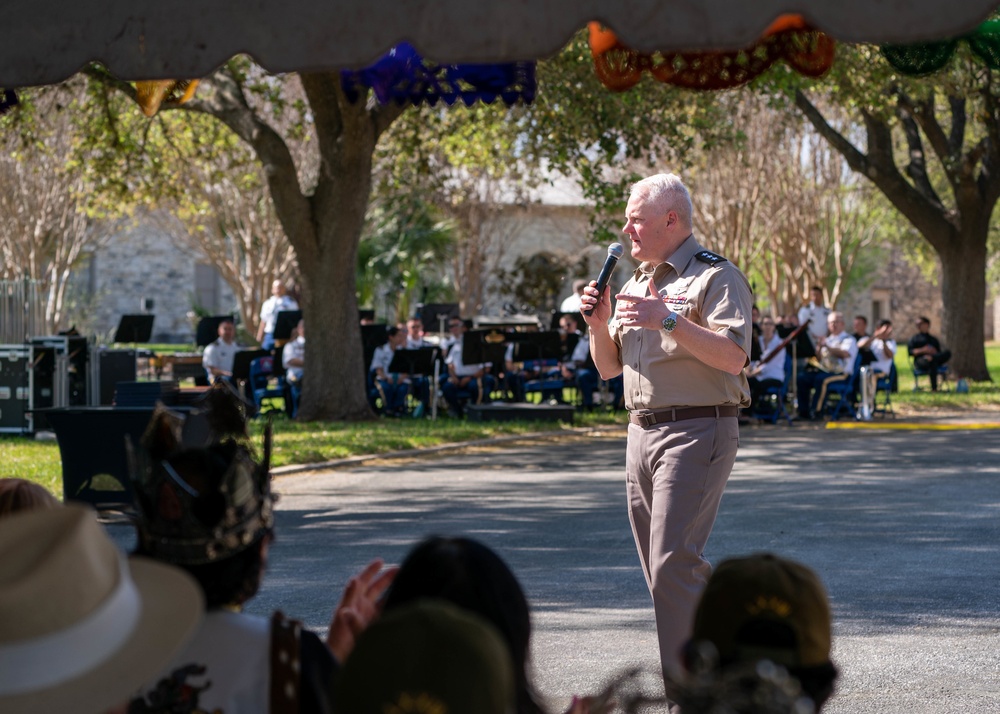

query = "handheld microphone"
582;242;625;316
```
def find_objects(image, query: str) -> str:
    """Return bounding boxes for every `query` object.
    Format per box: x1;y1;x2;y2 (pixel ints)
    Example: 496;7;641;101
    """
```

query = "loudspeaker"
0;346;29;433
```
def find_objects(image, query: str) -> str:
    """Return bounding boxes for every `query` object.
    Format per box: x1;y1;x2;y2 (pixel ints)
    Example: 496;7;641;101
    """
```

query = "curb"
826;420;1000;431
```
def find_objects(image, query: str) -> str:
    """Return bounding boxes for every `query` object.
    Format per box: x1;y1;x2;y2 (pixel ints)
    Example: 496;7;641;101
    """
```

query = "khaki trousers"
625;415;739;679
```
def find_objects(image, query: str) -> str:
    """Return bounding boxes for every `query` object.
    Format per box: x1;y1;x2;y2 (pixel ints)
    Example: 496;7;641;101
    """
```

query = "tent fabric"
590;18;836;92
881;19;1000;75
1;0;998;87
340;44;536;107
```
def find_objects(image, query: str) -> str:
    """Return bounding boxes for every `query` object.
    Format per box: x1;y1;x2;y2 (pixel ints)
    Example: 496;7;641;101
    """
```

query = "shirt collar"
633;234;701;281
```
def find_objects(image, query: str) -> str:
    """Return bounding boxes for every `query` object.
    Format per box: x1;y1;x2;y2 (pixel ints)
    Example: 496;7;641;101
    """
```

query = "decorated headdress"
127;383;274;565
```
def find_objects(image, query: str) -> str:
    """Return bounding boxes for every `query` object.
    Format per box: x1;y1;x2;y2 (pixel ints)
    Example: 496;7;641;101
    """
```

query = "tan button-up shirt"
610;235;753;410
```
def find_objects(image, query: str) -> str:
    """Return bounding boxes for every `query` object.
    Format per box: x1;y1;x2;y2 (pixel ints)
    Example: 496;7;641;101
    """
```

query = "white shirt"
282;336;305;381
369;343;396;376
798;303;831;344
822;331;858;374
559;294;583;313
753;333;786;383
870;338;896;375
202;338;240;379
133;610;269;713
446;339;487;378
565;331;590;369
259;295;299;334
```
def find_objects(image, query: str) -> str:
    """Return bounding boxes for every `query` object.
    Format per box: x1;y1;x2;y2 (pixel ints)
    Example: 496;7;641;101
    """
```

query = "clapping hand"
325;558;398;663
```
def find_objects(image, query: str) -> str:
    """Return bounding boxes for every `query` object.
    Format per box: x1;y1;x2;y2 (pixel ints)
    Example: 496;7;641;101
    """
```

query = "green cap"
335;599;515;714
692;553;832;669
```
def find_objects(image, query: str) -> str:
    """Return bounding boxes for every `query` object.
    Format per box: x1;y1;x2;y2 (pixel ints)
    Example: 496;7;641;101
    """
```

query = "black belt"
628;405;740;427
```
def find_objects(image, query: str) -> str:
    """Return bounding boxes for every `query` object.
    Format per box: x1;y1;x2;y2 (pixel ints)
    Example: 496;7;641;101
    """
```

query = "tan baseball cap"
691;553;832;669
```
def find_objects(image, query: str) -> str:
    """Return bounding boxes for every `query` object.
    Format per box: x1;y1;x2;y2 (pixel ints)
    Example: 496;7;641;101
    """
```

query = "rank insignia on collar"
695;250;727;265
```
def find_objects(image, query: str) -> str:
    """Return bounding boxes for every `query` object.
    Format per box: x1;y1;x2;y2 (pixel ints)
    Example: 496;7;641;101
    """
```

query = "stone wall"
76;218;234;344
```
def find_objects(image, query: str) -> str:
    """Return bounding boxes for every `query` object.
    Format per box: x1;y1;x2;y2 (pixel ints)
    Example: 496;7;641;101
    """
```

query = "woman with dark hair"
383;536;602;714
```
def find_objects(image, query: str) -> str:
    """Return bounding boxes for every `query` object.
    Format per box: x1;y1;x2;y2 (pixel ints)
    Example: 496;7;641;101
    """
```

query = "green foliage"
496;250;584;313
528;30;737;237
357;198;455;321
69;64;256;219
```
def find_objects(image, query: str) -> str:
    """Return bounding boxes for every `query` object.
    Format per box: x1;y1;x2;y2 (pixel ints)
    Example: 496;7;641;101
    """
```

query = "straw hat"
0;504;204;714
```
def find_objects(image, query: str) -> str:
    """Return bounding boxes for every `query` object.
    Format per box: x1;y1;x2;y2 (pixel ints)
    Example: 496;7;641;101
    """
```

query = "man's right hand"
580;280;611;326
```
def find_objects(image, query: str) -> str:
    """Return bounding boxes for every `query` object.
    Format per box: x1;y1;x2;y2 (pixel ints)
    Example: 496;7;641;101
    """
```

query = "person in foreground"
335;599;516;714
580;172;753;681
380;535;609;714
0;504;203;714
680;552;839;712
126;384;394;713
0;476;59;516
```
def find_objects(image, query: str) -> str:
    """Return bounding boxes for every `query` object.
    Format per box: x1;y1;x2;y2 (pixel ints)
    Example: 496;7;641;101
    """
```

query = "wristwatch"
662;311;678;333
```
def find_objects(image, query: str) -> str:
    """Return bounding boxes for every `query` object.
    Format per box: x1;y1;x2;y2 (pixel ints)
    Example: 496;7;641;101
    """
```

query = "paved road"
112;424;1000;713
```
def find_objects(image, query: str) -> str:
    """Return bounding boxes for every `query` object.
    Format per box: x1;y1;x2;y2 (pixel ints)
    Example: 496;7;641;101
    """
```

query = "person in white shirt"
281;320;305;418
796;312;858;420
369;326;410;416
869;320;896;376
746;316;786;414
797;285;831;351
404;318;434;349
559;279;587;313
202;319;240;384
257;280;299;351
442;319;495;417
282;319;305;384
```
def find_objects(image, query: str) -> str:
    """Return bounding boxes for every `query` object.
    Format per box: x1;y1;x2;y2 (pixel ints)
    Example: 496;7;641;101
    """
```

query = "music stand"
273;310;303;342
195;315;235;347
508;331;564;362
113;314;154;344
461;329;508;367
388;347;438;376
418;303;460;335
232;349;270;383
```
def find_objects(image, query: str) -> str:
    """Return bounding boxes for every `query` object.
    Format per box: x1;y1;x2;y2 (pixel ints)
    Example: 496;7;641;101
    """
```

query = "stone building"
68;217;235;344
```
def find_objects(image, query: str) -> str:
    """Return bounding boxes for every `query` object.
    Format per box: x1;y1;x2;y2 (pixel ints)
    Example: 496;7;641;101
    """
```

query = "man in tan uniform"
580;173;752;680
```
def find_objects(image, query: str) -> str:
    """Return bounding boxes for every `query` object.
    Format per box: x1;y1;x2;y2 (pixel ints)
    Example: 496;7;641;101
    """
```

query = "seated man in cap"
0;504;203;714
680;552;839;711
126;384;395;714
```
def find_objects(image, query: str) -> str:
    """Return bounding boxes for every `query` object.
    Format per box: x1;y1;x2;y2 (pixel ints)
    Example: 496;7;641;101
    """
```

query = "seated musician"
202;318;240;384
442;319;495;417
369;326;411;417
504;326;561;404
746;315;786;415
796;312;857;420
282;320;305;384
559;313;623;411
281;319;305;417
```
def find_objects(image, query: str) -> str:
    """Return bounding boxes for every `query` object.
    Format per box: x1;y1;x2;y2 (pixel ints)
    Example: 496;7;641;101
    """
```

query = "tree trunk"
938;230;990;381
298;244;374;421
294;129;377;422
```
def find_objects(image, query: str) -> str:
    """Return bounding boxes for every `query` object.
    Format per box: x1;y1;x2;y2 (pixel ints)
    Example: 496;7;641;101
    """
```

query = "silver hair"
630;173;693;226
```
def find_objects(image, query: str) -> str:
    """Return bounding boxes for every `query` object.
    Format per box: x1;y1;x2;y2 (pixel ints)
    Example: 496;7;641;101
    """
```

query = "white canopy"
2;0;998;86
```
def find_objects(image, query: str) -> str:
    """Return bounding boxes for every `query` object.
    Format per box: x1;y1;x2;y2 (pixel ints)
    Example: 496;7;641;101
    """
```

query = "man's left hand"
614;280;670;331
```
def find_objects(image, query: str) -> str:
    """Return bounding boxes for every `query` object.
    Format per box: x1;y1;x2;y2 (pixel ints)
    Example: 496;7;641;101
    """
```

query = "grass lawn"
3;342;998;497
